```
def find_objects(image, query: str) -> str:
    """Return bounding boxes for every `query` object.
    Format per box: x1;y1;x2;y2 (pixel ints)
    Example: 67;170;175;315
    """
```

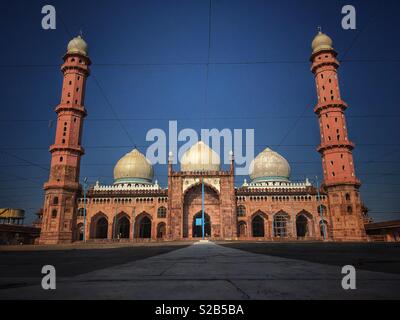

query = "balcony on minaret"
323;177;361;188
317;140;355;153
314;100;348;114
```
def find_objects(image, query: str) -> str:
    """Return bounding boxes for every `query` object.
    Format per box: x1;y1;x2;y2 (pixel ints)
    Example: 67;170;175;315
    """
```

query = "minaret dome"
311;30;333;54
67;35;88;56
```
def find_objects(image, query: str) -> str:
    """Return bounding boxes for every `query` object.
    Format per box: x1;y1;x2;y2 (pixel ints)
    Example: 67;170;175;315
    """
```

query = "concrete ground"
0;241;399;299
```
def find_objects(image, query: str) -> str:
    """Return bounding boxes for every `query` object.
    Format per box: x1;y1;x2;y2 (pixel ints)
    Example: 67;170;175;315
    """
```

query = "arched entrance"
95;217;108;239
157;222;166;239
296;214;308;238
252;215;265;237
183;183;220;238
238;221;247;237
136;214;152;238
116;216;130;239
192;212;211;238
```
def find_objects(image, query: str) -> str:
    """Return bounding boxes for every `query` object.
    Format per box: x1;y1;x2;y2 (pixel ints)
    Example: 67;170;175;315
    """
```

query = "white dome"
180;141;220;172
249;148;291;182
113;149;154;184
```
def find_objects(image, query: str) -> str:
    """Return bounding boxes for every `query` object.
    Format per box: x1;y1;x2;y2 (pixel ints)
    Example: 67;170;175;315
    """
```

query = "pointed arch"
238;221;247;238
252;215;265;237
135;212;152;239
90;212;108;239
157;222;166;239
296;210;314;238
273;211;289;238
251;210;268;220
115;211;130;239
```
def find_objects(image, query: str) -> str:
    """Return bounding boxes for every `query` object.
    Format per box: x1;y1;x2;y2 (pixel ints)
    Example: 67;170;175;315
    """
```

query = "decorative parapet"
242;178;312;190
236;178;326;196
93;180;161;192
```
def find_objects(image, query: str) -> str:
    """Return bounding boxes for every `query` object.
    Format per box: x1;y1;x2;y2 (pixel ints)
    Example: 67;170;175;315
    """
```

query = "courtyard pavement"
0;241;399;299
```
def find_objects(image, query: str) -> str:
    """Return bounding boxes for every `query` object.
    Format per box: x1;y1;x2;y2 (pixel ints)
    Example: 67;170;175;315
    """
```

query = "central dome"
181;141;220;172
249;148;291;182
113;149;154;184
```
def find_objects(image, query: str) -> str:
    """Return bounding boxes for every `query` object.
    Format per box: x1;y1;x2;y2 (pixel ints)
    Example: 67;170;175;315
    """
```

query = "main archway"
192;212;211;238
183;183;220;238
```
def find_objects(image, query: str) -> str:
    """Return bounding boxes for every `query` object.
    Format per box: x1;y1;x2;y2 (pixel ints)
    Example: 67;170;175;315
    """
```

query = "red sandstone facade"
39;32;369;244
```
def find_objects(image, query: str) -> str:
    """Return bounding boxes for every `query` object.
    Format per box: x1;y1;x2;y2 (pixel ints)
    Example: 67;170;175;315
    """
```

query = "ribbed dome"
181;141;220;172
113;149;154;184
311;31;333;54
249;148;291;182
67;35;88;56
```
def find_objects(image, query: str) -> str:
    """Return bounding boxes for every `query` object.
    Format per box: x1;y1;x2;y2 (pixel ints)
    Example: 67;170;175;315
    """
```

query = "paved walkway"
1;242;399;299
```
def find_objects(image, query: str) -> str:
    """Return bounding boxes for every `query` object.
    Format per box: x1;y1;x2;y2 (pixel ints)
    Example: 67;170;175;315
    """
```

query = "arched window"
345;193;351;201
53;197;59;205
274;212;289;237
320;220;328;238
157;222;166;239
157;206;167;218
77;208;85;217
317;205;327;215
252;215;264;237
238;221;247;237
51;209;57;218
237;205;246;217
347;206;353;214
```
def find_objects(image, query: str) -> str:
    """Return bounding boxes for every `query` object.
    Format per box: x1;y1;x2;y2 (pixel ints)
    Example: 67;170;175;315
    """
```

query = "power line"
1;143;400;151
2;114;400;123
0;150;49;172
0;58;398;69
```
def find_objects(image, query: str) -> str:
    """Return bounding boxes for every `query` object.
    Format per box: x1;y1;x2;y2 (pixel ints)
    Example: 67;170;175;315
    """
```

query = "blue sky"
0;0;399;223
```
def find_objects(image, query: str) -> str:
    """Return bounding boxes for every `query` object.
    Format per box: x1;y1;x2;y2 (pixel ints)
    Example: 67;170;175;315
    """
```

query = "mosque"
38;31;369;244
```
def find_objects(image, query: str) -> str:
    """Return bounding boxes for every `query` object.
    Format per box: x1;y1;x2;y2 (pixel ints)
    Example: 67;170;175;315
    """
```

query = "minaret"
39;36;90;244
310;29;366;241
